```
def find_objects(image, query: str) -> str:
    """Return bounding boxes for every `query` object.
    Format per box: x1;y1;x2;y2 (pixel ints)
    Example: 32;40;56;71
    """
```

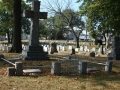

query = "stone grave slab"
87;68;98;72
23;69;41;74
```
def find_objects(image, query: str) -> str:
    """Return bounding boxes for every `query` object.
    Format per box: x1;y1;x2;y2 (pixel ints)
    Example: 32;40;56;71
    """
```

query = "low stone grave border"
0;55;113;76
0;57;51;76
51;59;113;75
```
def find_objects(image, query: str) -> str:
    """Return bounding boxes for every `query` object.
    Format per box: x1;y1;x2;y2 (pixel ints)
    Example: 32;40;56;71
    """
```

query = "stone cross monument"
21;0;48;60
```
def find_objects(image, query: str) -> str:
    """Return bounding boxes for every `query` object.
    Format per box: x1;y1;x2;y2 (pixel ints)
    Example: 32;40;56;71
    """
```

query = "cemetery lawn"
0;52;120;90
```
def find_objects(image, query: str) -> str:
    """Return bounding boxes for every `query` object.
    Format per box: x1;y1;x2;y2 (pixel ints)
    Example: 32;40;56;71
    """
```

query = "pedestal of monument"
20;46;49;60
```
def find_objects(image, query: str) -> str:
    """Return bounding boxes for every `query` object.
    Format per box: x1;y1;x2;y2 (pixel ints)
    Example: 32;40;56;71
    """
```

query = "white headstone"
57;45;60;51
68;46;72;50
43;46;48;52
75;48;79;52
80;46;83;51
62;46;66;51
84;46;88;52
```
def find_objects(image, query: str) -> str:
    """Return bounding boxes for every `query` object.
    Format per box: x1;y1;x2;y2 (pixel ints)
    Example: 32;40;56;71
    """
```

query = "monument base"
19;46;49;60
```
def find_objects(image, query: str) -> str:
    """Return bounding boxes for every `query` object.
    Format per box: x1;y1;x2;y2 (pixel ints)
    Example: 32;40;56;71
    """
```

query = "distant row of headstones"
0;44;12;52
0;43;111;56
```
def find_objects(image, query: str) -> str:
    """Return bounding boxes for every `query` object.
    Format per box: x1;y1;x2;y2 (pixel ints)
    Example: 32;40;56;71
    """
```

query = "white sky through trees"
39;0;81;16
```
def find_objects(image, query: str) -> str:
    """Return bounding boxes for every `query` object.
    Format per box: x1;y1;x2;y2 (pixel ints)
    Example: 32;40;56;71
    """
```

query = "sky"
37;0;81;16
25;0;81;17
37;0;87;34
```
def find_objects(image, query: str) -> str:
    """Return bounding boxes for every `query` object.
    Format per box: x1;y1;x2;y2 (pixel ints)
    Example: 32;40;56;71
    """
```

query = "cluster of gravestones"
1;0;118;61
0;44;12;52
71;45;111;58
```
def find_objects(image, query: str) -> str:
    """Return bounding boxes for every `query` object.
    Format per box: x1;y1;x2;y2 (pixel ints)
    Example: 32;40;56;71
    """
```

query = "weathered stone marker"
105;61;113;72
51;61;61;75
15;62;23;76
78;61;87;74
21;0;48;60
7;67;16;76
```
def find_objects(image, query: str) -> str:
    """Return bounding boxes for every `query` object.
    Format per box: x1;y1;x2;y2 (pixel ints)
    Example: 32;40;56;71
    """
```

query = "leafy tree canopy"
77;0;120;37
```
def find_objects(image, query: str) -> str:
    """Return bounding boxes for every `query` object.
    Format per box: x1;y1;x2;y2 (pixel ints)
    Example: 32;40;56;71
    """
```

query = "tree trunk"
6;32;10;44
76;37;80;48
10;32;13;43
9;0;22;53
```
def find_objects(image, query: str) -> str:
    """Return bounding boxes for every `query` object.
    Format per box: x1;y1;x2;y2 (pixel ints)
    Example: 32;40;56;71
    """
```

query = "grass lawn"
0;50;120;90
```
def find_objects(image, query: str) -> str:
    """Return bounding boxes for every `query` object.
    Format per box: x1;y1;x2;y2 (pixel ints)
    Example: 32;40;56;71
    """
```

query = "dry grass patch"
0;52;120;90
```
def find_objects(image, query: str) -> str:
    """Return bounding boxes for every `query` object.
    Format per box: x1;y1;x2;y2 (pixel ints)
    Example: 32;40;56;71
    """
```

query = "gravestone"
62;46;66;51
49;42;58;54
111;36;120;60
75;48;79;52
84;46;88;52
57;45;60;51
89;52;95;57
51;61;61;75
71;48;75;54
68;45;73;50
21;0;48;60
43;46;48;52
80;46;84;51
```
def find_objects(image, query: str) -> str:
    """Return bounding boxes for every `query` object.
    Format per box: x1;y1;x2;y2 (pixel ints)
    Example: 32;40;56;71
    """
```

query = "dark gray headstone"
7;67;16;76
49;42;58;54
78;61;87;74
105;61;113;72
111;36;120;60
51;61;61;75
107;57;114;60
15;62;23;76
71;48;75;54
89;52;95;57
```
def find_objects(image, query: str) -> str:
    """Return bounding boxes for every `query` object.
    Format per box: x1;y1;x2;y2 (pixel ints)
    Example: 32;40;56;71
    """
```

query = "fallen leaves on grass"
0;68;7;75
